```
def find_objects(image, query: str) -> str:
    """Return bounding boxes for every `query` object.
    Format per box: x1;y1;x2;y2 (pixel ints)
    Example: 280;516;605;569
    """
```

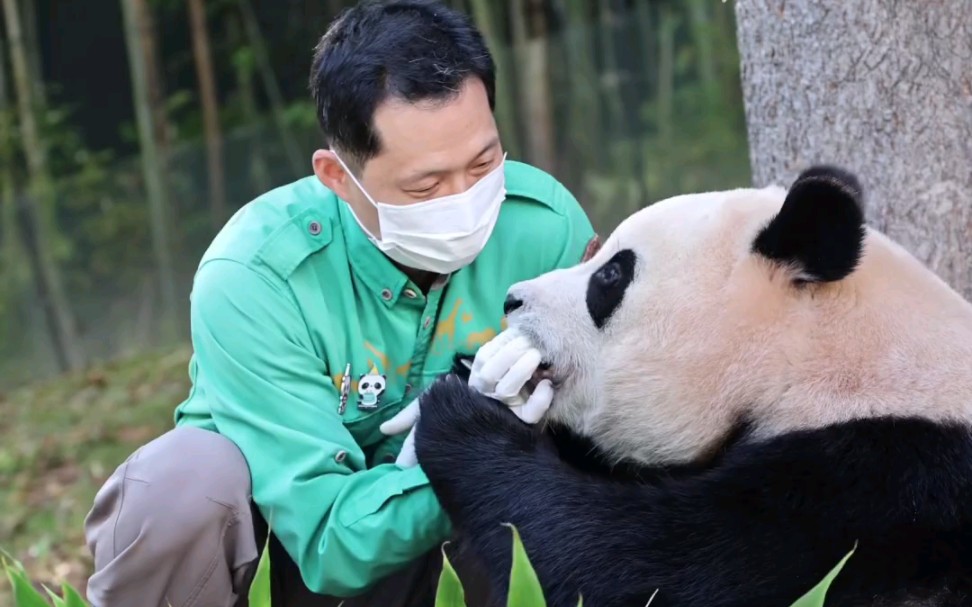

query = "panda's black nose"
503;294;524;315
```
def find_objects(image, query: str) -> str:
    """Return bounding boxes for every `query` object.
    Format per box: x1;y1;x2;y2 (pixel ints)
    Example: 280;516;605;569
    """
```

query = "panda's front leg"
414;374;581;602
414;373;544;511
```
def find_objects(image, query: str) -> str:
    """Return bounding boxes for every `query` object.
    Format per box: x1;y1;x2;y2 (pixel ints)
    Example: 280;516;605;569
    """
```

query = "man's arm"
188;258;451;596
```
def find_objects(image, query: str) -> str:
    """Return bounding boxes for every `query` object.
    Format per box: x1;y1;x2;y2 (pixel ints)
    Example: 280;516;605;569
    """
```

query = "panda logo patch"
357;367;386;411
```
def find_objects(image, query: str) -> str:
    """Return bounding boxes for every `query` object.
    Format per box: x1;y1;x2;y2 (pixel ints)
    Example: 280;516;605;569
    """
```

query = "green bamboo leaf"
42;584;67;607
3;556;53;607
504;524;546;607
435;543;466;607
60;582;90;607
789;543;857;607
247;537;272;607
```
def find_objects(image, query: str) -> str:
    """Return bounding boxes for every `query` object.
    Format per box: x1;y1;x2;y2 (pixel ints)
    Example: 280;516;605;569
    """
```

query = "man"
83;1;597;605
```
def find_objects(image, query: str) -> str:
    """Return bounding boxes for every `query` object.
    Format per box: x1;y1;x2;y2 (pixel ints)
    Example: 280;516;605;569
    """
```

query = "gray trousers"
83;426;488;607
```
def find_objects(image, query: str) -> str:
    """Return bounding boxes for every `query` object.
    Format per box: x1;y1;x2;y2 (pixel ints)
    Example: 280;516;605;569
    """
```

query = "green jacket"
173;160;595;596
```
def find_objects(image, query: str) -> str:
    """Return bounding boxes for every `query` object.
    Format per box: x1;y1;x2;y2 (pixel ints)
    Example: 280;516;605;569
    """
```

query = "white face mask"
334;152;508;274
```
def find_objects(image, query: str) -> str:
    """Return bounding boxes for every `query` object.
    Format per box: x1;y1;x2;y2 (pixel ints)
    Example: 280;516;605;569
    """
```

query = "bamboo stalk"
237;0;303;177
2;0;84;371
188;0;228;229
120;0;178;339
467;0;521;159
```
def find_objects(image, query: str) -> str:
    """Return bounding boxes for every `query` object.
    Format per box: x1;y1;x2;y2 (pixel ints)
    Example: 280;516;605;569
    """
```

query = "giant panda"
414;165;972;607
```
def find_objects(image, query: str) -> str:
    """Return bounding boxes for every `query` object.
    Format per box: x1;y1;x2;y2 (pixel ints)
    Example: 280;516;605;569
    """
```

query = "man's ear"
581;234;602;263
313;149;353;201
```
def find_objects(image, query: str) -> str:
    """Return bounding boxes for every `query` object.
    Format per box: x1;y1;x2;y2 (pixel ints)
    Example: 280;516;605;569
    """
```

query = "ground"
0;346;192;603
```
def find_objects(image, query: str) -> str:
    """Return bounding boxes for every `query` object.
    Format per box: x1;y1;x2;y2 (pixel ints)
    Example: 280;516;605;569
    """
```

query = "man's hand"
380;328;553;467
466;327;553;423
380;398;420;468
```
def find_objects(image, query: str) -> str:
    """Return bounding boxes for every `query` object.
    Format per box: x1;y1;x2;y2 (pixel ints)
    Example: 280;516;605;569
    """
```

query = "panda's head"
506;166;972;466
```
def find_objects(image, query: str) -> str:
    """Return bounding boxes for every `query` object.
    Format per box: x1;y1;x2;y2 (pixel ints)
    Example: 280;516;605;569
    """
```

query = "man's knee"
85;426;258;605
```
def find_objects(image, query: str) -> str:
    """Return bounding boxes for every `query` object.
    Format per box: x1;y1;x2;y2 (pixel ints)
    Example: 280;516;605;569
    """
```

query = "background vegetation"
1;0;750;600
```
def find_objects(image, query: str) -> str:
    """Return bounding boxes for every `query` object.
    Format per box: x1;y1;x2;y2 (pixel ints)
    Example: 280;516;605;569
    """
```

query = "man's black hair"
309;0;496;172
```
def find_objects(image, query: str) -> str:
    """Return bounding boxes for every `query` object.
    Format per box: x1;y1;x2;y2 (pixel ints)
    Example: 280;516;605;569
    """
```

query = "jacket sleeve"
187;257;451;596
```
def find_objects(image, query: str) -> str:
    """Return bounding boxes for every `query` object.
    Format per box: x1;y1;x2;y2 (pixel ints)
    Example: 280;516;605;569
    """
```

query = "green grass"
0;346;193;605
0;346;856;606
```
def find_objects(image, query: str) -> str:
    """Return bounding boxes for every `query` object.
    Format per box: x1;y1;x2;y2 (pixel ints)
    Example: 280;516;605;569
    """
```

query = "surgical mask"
334;153;508;274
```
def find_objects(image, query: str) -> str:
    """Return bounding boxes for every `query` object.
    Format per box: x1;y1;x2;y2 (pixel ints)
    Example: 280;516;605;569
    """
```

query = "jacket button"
381;288;393;301
403;288;417;299
308;220;322;235
335;450;347;463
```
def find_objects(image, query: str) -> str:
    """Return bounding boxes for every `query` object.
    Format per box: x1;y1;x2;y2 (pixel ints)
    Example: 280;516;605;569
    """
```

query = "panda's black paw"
414;374;535;478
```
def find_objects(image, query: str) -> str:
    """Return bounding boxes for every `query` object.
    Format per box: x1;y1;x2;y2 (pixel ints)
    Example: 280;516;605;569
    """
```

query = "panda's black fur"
419;368;972;607
449;353;657;483
751;165;867;284
418;163;972;607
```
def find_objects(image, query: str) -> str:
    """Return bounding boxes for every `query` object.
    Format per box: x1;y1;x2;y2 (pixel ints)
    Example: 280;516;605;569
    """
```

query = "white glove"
467;327;553;424
380;397;420;468
378;328;554;469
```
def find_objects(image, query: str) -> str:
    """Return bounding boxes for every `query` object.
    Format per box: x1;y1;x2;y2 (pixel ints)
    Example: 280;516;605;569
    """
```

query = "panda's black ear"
752;165;866;283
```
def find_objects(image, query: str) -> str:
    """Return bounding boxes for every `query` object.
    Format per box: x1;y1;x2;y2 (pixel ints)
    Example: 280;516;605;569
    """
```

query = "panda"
414;165;972;607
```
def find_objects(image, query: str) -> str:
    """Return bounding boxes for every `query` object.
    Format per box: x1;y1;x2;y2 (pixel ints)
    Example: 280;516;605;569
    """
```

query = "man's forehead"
368;80;495;160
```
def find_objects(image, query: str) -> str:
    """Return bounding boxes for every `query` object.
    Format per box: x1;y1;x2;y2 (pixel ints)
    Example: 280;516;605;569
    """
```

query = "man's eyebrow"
399;136;500;186
471;135;500;161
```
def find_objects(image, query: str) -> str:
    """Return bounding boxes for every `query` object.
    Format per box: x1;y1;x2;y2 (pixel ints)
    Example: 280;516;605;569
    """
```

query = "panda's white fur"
413;165;972;607
506;183;972;467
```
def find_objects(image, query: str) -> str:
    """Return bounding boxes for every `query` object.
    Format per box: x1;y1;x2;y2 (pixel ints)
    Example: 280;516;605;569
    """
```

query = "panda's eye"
362;382;370;390
594;262;621;287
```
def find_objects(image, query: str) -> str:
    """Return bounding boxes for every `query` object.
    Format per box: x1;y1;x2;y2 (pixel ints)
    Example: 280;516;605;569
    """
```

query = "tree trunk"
133;0;182;254
237;0;303;177
557;0;603;178
734;0;972;300
228;14;271;197
135;0;170;151
121;0;178;338
19;0;44;108
467;0;522;159
687;0;718;112
510;0;556;173
2;0;85;371
187;0;227;230
655;6;676;196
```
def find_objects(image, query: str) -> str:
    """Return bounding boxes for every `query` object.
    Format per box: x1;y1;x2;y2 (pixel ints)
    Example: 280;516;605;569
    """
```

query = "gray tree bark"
734;0;972;299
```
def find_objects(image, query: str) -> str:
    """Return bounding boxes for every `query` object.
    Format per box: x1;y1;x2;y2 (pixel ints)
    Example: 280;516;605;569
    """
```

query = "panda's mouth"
531;360;556;384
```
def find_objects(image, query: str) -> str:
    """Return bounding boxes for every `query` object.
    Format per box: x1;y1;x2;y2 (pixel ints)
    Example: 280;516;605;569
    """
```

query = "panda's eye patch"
586;249;636;330
362;382;370;390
